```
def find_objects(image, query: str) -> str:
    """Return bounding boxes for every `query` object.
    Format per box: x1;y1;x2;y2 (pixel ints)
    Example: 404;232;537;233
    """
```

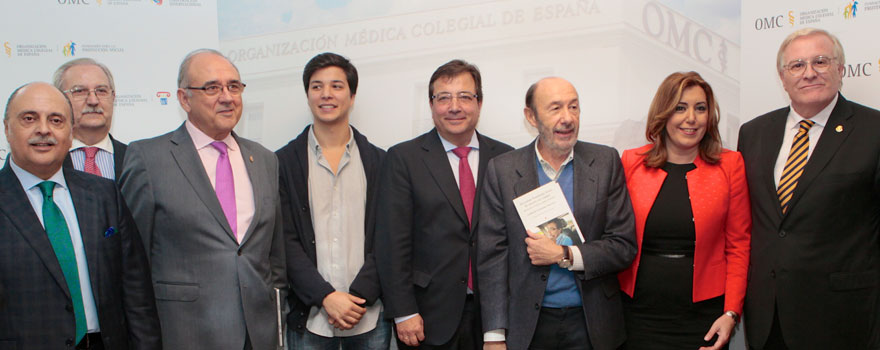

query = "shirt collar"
787;94;837;129
71;133;114;154
534;138;575;170
185;120;238;152
8;157;67;192
438;131;480;153
307;125;356;156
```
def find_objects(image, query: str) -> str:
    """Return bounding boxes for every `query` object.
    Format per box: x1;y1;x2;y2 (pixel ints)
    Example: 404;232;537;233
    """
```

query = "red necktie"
452;146;475;289
82;147;103;177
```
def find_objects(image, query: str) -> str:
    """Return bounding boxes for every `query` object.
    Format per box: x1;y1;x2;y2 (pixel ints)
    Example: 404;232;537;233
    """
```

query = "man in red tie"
53;58;127;180
374;59;513;349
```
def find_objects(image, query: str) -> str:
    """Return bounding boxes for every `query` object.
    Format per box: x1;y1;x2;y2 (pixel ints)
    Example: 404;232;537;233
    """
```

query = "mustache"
28;135;58;145
82;106;104;114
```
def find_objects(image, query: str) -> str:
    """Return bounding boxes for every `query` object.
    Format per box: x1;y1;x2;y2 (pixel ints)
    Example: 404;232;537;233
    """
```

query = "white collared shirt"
773;94;837;187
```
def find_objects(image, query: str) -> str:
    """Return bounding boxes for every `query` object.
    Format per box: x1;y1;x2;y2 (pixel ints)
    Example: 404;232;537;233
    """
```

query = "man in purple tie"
53;58;127;180
119;49;287;350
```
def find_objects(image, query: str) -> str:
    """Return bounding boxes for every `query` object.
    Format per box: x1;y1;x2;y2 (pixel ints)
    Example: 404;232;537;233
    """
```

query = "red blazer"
617;144;751;314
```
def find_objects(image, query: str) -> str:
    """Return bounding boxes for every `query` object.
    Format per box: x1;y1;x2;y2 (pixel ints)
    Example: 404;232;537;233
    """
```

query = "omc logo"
788;11;795;26
63;41;77;56
754;15;786;30
4;42;11;58
844;1;859;19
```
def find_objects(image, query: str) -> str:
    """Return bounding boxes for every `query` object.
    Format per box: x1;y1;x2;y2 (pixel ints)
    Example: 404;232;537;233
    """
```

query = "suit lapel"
761;110;788;219
471;132;495;235
168;126;237;242
0;164;71;298
238;135;263;247
420;131;469;228
110;135;127;180
65;169;102;306
573;143;598;240
513;143;540;210
786;96;854;215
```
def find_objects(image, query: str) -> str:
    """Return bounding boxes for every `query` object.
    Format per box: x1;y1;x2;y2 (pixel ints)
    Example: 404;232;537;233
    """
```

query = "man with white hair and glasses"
737;28;880;349
54;58;126;180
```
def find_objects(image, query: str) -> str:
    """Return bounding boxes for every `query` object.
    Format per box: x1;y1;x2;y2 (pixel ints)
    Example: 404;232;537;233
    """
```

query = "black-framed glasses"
185;82;246;96
431;92;478;106
63;86;114;101
783;56;837;76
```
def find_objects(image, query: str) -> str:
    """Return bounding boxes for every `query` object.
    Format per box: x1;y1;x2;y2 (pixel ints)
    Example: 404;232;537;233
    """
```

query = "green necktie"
37;181;86;343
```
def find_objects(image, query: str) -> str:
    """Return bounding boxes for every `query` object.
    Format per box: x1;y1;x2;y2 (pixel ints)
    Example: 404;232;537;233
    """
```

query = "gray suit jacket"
120;124;287;350
477;141;636;350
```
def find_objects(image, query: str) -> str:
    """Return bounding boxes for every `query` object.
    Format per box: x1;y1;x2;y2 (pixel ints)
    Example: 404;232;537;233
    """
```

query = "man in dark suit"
53;58;127;180
277;52;391;349
737;28;880;349
478;77;636;350
374;59;513;349
0;82;160;349
120;49;287;349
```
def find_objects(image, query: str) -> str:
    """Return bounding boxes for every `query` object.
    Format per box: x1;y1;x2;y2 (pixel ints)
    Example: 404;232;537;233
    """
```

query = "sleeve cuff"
569;246;584;271
483;329;506;342
394;313;418;324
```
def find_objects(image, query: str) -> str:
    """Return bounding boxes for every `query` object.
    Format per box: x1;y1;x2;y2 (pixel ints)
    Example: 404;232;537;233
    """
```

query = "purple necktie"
211;141;237;239
452;146;475;290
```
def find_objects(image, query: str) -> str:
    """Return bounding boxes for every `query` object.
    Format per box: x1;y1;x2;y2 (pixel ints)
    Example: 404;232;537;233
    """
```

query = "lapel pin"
249;155;254;163
835;125;843;133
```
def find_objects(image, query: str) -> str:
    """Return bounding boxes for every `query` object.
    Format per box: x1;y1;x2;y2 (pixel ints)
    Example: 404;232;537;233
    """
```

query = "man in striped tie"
53;58;127;180
737;28;880;350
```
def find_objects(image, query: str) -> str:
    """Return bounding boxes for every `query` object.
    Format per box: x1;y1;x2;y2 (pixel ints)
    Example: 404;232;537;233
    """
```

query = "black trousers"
749;305;788;350
397;295;481;350
529;306;591;350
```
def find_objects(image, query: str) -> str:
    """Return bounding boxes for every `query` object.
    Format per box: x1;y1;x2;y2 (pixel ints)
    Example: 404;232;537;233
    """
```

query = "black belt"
76;332;103;350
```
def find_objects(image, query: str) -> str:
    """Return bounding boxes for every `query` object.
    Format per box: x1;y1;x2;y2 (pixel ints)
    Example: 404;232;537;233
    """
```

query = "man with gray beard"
53;58;127;180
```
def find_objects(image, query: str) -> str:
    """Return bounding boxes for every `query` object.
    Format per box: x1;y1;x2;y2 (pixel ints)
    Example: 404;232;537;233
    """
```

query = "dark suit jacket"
477;141;637;350
63;134;128;180
276;125;386;333
374;129;512;345
737;94;880;349
0;162;160;349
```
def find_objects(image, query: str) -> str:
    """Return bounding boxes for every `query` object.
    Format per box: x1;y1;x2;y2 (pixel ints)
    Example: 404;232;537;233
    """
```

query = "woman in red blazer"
618;72;750;350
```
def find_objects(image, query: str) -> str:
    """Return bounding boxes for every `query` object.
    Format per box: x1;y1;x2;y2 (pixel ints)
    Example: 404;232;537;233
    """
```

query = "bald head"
524;77;580;163
5;82;73;122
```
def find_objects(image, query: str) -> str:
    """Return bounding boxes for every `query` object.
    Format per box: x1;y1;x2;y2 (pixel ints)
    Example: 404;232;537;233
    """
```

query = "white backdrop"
0;0;218;161
741;0;880;144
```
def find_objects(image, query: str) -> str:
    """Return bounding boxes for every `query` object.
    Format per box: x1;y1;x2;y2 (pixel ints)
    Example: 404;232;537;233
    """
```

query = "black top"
642;162;697;255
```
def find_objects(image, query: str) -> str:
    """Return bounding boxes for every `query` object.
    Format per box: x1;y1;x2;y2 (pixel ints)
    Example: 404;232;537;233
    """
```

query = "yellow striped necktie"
777;120;815;214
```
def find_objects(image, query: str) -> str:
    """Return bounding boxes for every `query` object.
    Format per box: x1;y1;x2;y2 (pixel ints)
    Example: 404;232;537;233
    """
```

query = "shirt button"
541;274;547;281
534;303;540;310
779;230;787;238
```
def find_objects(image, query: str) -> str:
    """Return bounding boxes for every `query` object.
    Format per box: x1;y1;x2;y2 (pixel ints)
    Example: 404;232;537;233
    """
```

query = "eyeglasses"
63;86;114;101
185;82;246;96
431;92;478;106
783;56;837;76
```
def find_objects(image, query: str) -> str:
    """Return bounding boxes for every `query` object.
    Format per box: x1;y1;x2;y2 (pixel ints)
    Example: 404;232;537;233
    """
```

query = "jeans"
289;311;392;350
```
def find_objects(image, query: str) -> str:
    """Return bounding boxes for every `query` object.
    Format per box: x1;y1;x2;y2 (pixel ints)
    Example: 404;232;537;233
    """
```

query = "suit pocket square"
104;227;117;238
